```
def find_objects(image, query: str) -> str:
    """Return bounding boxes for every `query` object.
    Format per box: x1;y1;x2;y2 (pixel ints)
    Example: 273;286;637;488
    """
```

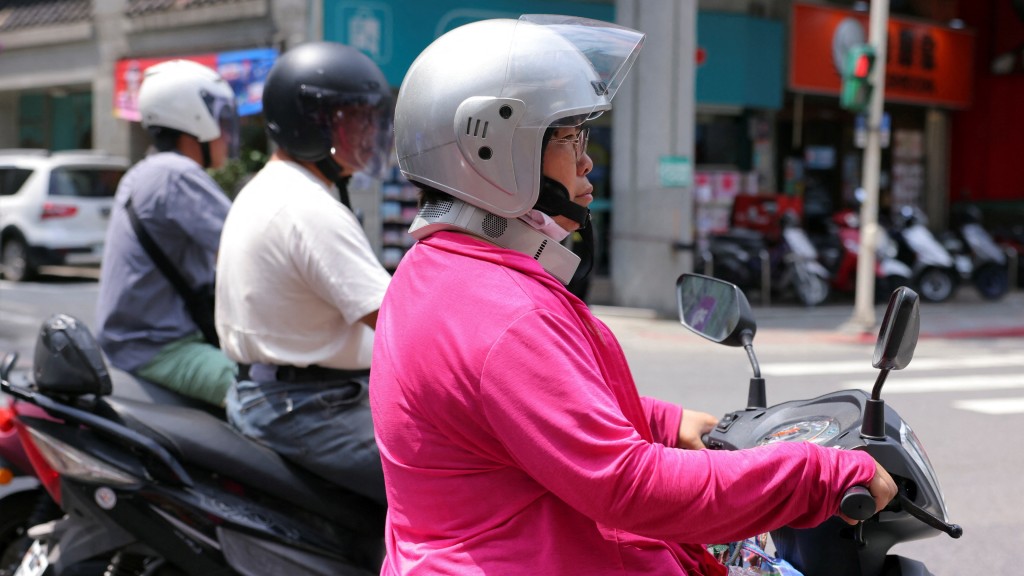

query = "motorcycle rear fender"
33;484;136;573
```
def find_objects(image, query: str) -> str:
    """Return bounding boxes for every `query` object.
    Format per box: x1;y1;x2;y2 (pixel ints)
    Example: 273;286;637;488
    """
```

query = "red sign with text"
790;2;974;108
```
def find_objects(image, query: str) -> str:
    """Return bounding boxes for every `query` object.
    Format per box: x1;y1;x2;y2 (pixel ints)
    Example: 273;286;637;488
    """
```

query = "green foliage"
208;148;268;200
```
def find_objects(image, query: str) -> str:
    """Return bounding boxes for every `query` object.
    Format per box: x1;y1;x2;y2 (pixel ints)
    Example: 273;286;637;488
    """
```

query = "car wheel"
1;236;36;282
916;267;957;303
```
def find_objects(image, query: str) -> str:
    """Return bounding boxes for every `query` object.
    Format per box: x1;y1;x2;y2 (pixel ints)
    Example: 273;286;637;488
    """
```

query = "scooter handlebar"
840;485;876;521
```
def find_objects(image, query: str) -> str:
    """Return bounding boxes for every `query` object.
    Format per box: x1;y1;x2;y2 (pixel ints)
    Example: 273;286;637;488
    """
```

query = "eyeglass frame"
548;126;590;162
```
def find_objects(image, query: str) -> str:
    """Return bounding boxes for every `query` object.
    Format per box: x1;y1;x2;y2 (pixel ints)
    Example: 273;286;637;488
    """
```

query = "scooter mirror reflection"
676;273;757;347
872;286;920;371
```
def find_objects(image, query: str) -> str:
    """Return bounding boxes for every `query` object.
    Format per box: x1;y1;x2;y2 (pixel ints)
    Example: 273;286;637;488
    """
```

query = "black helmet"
263;42;393;176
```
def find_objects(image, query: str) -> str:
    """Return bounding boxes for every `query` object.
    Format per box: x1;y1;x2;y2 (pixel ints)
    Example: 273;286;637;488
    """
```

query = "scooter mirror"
872;286;920;371
676;273;757;347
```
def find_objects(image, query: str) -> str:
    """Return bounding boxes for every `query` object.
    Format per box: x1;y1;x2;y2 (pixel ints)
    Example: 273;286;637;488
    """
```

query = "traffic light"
841;44;876;112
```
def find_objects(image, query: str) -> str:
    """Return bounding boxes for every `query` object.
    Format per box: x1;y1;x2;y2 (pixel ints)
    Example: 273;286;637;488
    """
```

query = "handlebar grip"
840;486;876;521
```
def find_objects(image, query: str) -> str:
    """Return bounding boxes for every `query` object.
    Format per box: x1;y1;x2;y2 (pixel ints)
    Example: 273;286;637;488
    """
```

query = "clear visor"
504;15;645;127
328;94;395;178
204;93;240;159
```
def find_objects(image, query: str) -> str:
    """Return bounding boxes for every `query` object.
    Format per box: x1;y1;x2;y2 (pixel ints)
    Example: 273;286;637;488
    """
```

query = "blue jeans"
226;374;385;504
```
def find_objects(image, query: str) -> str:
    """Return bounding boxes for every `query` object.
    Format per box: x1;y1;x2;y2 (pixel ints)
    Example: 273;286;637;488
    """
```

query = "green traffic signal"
841;44;876;112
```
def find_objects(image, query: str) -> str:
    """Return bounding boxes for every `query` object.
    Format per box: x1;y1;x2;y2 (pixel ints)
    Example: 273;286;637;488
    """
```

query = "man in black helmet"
215;42;393;504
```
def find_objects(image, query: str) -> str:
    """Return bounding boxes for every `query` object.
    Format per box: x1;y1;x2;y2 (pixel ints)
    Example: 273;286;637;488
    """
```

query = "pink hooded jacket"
370;231;875;575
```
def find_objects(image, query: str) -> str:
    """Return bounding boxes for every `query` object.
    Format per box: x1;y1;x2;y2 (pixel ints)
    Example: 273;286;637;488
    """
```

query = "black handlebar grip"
840;485;876;521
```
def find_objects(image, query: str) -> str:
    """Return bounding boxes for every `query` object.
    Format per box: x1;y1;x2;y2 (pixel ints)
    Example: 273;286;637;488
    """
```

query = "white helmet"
138;59;238;149
395;15;644;219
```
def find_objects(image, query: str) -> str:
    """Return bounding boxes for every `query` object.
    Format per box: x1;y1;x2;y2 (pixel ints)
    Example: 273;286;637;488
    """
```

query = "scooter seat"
98;396;384;536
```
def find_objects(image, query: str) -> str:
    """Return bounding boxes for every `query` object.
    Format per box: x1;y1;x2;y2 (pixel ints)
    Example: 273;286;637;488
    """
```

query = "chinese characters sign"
789;2;974;108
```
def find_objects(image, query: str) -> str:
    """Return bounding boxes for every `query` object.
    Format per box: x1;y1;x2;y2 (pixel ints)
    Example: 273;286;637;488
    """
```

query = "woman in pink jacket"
370;15;896;575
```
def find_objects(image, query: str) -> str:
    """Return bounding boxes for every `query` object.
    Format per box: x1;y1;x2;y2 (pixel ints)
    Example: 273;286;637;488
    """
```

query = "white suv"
0;150;129;281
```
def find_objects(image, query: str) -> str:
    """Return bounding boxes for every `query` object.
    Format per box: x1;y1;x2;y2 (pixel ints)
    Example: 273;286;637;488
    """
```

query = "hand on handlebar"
838;461;897;525
678;409;719;450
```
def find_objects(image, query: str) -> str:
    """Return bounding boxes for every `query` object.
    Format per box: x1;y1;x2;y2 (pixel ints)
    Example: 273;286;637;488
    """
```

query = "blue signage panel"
325;0;615;88
696;12;783;110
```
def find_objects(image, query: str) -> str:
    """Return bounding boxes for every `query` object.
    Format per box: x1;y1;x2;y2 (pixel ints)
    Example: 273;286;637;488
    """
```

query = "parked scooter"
701;213;830;307
889;206;959;303
814;208;912;302
940;205;1010;300
676;273;961;576
1;314;385;576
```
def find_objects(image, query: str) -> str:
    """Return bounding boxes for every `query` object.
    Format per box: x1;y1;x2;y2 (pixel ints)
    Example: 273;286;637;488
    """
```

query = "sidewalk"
591;288;1024;346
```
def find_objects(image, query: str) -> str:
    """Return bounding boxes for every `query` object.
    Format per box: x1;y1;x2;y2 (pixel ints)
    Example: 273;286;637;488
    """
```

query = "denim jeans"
226;374;386;505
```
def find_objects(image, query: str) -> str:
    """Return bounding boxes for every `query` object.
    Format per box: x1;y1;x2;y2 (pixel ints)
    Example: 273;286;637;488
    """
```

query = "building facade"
2;0;1020;313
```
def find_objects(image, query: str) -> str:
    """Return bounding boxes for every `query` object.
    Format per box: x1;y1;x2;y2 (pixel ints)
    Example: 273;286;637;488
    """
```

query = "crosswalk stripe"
767;354;1024;377
842;374;1024;394
953;397;1024;415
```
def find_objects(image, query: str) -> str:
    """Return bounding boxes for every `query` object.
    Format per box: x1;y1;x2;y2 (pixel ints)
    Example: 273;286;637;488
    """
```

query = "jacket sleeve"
479;309;876;545
640;397;683;448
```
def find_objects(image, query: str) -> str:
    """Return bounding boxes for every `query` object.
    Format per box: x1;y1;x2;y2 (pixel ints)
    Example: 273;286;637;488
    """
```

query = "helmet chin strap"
534;177;590;229
315;157;353;209
409;197;581;285
200;142;212;169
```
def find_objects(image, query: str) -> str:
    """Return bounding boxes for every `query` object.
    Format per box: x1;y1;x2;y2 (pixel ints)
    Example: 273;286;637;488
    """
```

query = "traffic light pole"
847;0;890;333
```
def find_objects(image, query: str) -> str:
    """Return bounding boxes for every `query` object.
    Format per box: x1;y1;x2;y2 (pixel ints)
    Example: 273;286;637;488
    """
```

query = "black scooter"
0;314;385;576
676;273;961;576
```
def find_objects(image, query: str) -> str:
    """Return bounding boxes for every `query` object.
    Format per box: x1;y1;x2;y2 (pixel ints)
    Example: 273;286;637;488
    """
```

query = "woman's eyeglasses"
549;127;590;162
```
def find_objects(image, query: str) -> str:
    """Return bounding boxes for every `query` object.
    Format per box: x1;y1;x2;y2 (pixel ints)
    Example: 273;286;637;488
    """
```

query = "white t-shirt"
215;160;391;369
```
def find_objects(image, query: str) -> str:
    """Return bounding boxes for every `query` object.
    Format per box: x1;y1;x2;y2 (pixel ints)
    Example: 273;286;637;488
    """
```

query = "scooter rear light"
22;426;139;487
13;420;63;506
0;405;15;434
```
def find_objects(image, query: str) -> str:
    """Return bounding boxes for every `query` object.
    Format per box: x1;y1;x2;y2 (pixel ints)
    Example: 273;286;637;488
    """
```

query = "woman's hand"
838;460;898;525
677;409;719;450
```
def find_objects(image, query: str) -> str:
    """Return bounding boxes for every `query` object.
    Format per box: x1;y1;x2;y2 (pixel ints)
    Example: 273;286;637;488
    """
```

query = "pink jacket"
370;231;875;575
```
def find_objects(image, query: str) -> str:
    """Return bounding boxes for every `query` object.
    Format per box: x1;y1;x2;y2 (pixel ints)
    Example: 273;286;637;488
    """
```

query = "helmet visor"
204;92;240;159
327;93;395;178
505;15;645;126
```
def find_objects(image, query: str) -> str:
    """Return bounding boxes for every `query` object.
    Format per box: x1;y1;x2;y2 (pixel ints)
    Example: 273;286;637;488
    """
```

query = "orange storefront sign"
790;2;974;108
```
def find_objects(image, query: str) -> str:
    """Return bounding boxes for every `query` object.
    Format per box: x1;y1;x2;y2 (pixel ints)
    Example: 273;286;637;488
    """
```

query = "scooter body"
1;315;384;576
943;222;1010;300
891;208;959;303
676;274;961;576
822;210;912;300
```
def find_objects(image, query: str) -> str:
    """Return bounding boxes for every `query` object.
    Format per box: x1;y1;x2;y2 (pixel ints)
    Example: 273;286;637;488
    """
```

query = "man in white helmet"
370;15;896;575
97;59;238;408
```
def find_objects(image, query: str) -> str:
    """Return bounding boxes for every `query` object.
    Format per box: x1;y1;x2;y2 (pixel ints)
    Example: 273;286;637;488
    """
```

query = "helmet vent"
534;239;548;260
466;117;489;139
481;214;508;238
419;197;454;219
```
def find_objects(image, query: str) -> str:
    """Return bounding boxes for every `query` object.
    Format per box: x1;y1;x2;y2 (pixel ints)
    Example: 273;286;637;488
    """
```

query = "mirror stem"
741;332;766;409
871;368;889;401
862;368;889;439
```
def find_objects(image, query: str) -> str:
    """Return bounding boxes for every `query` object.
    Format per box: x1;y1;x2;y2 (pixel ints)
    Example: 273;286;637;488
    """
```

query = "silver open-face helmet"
394;15;644;219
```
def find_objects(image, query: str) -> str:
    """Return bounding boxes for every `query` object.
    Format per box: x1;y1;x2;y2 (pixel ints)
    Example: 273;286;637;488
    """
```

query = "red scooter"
819;209;912;301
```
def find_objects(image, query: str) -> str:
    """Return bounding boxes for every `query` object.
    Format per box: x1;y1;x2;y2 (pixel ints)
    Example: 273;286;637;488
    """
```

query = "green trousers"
136;333;236;407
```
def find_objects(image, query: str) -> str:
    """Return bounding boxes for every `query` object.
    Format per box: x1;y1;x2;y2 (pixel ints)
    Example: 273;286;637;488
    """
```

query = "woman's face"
542;126;594;232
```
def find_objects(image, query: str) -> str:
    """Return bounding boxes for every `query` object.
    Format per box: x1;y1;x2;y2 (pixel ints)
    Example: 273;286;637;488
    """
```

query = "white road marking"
953;397;1024;415
766;354;1024;377
842;374;1024;394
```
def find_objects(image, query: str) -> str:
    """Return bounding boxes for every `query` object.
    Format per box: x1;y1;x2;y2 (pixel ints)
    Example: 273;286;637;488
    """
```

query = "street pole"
846;0;890;333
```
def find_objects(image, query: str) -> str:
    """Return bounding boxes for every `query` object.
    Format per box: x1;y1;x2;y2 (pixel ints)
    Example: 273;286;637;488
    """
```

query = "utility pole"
846;0;890;333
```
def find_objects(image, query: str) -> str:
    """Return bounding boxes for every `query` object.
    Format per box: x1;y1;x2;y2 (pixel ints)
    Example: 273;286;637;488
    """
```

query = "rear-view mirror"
676;273;756;347
872;287;920;371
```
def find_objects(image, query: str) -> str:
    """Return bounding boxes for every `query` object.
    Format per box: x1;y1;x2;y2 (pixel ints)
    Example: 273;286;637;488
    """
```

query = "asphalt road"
2;273;1022;574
